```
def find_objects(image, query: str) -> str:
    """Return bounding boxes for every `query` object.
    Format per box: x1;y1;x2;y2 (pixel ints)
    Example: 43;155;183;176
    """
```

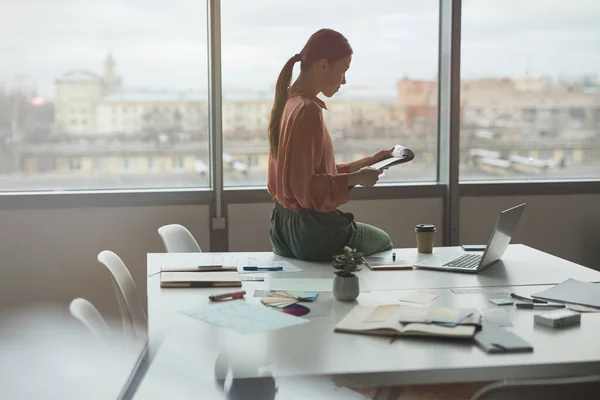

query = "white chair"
157;224;202;253
97;250;147;341
69;297;112;343
471;375;600;399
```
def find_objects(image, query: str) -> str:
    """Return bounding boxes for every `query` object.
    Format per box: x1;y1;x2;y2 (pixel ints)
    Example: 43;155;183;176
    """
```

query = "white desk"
148;244;600;290
137;245;600;398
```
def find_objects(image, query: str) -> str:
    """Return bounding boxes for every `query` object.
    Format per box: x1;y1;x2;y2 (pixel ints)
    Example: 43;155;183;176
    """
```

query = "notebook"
369;145;415;170
160;271;242;288
349;145;414;190
474;324;533;353
334;305;477;339
363;259;413;271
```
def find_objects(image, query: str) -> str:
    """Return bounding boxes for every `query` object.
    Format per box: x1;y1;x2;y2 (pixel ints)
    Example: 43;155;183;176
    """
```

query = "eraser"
534;309;581;328
489;298;514;306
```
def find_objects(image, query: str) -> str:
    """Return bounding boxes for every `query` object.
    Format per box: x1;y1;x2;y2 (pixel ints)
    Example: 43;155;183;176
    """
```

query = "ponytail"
269;54;300;158
269;29;352;158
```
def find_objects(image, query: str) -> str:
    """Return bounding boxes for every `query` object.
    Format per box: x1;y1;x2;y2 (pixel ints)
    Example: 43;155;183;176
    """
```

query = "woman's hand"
348;167;383;187
371;147;395;164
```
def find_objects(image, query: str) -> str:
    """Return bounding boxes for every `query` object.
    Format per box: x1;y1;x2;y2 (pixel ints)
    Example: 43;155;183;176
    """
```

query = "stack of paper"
260;291;318;309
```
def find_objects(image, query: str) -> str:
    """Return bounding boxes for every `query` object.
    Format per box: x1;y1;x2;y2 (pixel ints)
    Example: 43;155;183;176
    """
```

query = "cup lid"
415;224;436;232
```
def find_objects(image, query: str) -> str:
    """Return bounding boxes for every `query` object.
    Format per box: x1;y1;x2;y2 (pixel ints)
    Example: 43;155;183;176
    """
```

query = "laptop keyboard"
443;253;481;269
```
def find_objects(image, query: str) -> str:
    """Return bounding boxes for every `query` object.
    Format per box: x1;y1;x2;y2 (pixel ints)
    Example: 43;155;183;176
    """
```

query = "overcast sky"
1;0;599;98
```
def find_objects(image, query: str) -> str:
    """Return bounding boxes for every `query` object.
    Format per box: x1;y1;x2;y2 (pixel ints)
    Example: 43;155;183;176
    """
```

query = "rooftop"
56;70;103;83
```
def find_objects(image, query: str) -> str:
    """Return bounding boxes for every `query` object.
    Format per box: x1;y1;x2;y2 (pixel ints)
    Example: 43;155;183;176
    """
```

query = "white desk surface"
138;245;600;396
138;284;600;398
147;244;600;290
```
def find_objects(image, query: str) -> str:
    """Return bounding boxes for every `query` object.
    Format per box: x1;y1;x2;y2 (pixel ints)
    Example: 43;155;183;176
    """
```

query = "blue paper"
489;298;514;306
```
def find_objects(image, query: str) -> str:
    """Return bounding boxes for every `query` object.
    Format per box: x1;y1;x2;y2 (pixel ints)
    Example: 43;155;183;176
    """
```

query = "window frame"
1;0;600;252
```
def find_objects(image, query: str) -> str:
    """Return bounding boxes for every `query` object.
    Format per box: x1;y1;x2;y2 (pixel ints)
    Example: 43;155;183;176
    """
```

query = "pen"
209;290;246;301
242;266;283;271
515;302;565;309
510;293;547;303
362;256;373;271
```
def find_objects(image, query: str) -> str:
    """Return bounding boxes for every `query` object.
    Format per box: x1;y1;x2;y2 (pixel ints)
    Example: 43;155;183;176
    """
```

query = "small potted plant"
332;246;363;301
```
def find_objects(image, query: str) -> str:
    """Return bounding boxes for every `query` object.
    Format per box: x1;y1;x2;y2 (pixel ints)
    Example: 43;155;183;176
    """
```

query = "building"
17;55;406;178
396;78;438;132
460;77;600;172
11;58;600;180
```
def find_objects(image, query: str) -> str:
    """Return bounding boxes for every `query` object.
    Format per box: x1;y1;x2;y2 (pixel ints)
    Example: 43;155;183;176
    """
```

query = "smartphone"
461;245;486;251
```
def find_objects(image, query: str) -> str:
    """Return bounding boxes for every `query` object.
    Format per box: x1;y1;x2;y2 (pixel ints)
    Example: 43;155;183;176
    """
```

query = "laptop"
413;203;526;273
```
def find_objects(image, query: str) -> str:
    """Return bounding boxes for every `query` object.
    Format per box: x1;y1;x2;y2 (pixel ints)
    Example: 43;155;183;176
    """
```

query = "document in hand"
370;144;415;170
349;145;415;190
334;304;478;339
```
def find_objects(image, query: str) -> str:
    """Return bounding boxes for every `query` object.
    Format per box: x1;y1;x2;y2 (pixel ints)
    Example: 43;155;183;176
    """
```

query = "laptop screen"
479;203;526;268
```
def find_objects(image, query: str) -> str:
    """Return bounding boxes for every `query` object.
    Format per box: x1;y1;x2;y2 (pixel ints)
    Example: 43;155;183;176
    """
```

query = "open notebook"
334;304;479;339
160;271;242;288
369;145;415;170
349;145;415;190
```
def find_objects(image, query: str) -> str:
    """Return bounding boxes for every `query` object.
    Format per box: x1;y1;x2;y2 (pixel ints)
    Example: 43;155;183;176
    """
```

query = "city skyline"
2;0;600;97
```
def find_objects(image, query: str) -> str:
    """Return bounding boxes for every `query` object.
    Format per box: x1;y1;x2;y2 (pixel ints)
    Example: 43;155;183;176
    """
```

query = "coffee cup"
415;224;436;253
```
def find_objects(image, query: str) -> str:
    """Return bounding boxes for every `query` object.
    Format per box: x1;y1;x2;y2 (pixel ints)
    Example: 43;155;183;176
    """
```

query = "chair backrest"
97;250;147;341
157;224;202;253
471;375;600;400
69;297;112;343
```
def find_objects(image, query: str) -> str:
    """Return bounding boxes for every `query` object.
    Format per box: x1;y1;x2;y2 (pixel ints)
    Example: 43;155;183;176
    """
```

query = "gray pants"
269;203;393;262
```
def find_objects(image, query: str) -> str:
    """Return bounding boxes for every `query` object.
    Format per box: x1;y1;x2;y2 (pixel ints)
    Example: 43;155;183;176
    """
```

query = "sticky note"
489;298;513;306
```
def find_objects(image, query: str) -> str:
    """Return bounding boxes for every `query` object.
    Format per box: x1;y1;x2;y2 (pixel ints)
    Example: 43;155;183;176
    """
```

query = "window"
69;158;82;171
122;157;135;171
0;1;209;192
172;156;184;170
460;0;600;181
93;158;104;170
221;0;439;187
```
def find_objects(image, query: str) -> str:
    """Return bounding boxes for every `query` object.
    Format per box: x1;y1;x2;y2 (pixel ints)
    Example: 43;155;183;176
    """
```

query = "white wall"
461;195;600;270
1;195;598;322
0;205;210;321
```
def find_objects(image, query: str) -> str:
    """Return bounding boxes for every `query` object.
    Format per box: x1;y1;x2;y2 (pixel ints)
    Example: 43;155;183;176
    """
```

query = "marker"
242;266;283;271
392;252;396;262
209;290;246;301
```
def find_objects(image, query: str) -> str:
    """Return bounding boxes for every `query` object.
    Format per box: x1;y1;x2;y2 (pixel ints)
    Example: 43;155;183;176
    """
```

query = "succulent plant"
332;246;364;277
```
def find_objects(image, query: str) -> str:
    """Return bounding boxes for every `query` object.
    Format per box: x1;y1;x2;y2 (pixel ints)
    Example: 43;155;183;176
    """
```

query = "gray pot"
333;274;359;301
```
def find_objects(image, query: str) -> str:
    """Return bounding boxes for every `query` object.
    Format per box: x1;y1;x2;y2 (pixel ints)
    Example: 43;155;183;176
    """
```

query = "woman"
267;28;394;262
